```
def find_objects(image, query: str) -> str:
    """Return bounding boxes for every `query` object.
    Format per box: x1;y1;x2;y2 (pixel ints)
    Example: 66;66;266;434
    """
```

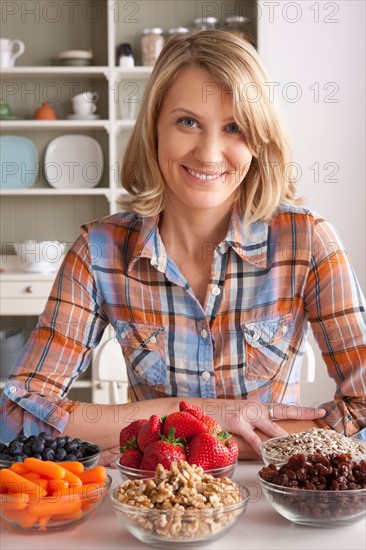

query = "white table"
1;462;365;550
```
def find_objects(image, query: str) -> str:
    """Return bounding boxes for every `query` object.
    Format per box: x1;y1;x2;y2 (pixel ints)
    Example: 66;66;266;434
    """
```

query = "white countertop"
1;462;365;550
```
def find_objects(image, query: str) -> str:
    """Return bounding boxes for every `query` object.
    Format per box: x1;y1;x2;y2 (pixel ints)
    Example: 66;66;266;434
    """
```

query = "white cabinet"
0;0;257;403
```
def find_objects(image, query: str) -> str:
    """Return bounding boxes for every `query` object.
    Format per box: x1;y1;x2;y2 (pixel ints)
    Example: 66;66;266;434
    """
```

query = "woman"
1;31;365;465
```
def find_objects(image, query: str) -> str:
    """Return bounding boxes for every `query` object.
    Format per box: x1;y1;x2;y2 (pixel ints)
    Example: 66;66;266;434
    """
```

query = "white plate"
44;134;103;189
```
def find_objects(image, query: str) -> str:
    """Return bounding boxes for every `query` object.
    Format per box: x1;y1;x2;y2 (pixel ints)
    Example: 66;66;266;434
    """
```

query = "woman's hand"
99;445;120;467
210;401;326;456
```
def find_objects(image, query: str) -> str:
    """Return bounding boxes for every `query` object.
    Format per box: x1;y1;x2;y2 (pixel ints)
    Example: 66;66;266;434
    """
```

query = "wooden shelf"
0;120;109;130
0;188;110;197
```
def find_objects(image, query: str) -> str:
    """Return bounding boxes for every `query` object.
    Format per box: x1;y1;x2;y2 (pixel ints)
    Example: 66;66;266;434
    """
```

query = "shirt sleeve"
0;228;109;443
304;215;366;440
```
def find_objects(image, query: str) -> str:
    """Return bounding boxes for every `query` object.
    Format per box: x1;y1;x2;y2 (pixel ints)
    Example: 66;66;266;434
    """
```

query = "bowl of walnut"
110;460;249;546
258;452;366;527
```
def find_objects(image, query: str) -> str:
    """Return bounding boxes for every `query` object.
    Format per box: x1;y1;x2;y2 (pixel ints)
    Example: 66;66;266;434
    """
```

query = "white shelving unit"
0;0;257;403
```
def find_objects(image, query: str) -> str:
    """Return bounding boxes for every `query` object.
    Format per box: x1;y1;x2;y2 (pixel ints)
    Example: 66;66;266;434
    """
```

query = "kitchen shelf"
1;120;110;130
0;67;109;78
0;188;110;196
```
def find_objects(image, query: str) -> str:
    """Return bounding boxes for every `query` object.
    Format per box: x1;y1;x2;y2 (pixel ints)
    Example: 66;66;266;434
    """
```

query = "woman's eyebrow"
168;107;234;123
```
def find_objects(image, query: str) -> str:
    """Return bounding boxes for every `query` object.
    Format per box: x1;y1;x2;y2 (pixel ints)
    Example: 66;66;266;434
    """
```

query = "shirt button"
252;333;260;341
281;325;288;334
201;371;210;381
211;286;221;296
121;331;127;339
9;386;17;393
149;336;157;344
200;329;208;339
219;243;226;253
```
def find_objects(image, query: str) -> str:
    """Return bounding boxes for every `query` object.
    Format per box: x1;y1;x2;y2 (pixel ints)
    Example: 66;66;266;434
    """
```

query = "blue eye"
227;122;240;133
178;118;198;128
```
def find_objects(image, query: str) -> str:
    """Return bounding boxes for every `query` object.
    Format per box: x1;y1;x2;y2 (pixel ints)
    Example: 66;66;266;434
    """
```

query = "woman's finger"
268;404;326;422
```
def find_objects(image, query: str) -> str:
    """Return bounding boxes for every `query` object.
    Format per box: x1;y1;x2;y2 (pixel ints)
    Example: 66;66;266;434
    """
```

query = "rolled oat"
262;428;366;461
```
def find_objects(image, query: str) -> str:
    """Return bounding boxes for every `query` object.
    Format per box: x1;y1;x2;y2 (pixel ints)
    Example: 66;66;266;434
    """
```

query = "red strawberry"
162;411;208;439
226;439;239;464
139;429;186;471
179;401;222;434
119;447;143;469
137;415;162;451
187;431;236;470
179;401;205;420
119;419;147;449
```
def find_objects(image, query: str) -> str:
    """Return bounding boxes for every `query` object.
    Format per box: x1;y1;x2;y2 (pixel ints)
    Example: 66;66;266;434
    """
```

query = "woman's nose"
194;133;226;173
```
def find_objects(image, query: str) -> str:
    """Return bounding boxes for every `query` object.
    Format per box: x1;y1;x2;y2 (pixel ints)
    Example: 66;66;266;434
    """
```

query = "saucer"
67;113;100;120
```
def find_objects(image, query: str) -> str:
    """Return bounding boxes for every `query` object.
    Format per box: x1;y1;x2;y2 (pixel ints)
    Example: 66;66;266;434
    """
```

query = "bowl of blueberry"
0;432;101;469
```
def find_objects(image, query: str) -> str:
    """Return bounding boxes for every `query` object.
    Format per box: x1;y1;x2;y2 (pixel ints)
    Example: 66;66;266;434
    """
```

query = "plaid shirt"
1;203;365;442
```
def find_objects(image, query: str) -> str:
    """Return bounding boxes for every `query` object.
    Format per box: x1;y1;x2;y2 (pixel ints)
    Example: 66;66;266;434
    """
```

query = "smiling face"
156;67;253;215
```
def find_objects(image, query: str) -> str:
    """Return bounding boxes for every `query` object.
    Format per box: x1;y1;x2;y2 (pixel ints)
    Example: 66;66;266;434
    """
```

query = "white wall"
257;0;365;406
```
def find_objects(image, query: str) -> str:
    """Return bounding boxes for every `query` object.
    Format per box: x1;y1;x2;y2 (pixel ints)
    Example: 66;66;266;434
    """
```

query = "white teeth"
186;167;222;181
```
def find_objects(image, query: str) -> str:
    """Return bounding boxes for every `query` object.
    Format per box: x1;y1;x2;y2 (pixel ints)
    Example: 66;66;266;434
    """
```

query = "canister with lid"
224;16;252;42
193;17;218;31
167;26;189;38
141;28;165;66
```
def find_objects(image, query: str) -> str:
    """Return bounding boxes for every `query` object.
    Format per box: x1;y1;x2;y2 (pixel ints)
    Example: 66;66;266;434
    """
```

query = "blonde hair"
120;30;300;227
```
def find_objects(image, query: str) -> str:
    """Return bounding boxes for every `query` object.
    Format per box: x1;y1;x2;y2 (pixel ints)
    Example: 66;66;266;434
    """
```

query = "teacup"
0;38;25;68
72;91;99;104
72;101;97;115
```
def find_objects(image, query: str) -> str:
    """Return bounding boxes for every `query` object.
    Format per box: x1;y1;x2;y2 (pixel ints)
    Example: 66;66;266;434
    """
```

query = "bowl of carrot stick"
0;457;111;532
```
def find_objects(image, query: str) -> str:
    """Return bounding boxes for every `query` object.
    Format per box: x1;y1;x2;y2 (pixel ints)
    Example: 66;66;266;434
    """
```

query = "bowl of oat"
258;452;366;527
259;428;366;467
110;460;249;547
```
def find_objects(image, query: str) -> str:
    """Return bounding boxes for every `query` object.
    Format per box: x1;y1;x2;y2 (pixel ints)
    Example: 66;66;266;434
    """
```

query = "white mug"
72;91;99;104
0;38;25;68
72;101;97;115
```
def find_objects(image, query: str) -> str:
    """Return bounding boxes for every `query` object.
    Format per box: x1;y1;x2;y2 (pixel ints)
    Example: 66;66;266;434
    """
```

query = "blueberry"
16;435;28;443
72;438;82;446
0;444;7;453
45;439;57;451
26;435;38;442
9;442;23;456
23;442;33;456
42;448;55;461
38;431;52;440
64;436;72;444
55;437;66;448
84;444;100;457
64;454;77;461
54;448;67;461
73;449;83;459
64;441;78;453
31;440;45;454
12;455;24;462
32;453;43;460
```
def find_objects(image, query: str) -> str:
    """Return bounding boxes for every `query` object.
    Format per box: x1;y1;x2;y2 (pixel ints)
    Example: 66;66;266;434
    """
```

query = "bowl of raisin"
258;452;366;527
0;433;101;470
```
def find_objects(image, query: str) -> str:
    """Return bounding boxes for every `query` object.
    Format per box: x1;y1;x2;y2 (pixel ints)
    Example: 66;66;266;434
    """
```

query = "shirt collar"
225;203;269;268
127;204;269;273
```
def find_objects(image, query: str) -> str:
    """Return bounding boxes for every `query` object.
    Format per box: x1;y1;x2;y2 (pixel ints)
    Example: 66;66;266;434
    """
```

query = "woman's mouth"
184;166;225;182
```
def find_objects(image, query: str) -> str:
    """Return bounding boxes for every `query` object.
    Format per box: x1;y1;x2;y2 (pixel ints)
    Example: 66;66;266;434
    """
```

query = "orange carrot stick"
54;509;83;521
0;469;47;497
62;469;82;487
2;508;37;528
9;463;28;475
47;479;69;496
38;515;51;531
56;461;84;475
28;496;81;517
0;493;30;510
22;472;42;480
23;458;66;480
78;466;107;484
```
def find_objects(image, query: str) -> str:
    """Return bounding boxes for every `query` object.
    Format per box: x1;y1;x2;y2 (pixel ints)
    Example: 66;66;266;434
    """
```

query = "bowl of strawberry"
115;401;239;480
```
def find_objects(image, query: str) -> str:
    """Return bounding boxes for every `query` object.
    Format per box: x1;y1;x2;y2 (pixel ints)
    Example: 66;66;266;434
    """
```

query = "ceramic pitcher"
0;38;25;68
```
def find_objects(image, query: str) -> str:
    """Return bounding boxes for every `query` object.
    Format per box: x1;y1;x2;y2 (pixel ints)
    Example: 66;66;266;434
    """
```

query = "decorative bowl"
259;433;366;467
0;475;112;533
110;481;248;546
258;474;366;527
114;457;238;481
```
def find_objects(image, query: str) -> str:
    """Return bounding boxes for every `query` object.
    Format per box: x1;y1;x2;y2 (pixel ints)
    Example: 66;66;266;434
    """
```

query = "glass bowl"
110;481;249;546
259;434;366;467
0;474;112;533
0;441;102;470
114;456;237;481
258;474;366;527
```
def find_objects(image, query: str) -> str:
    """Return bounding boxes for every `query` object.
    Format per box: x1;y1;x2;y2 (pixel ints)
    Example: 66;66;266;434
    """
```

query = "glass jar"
193;17;218;31
167;26;189;38
141;28;165;67
224;16;252;42
116;43;134;68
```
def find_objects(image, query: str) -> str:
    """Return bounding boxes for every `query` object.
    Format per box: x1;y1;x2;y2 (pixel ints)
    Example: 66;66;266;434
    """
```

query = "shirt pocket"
116;321;167;385
242;314;294;381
